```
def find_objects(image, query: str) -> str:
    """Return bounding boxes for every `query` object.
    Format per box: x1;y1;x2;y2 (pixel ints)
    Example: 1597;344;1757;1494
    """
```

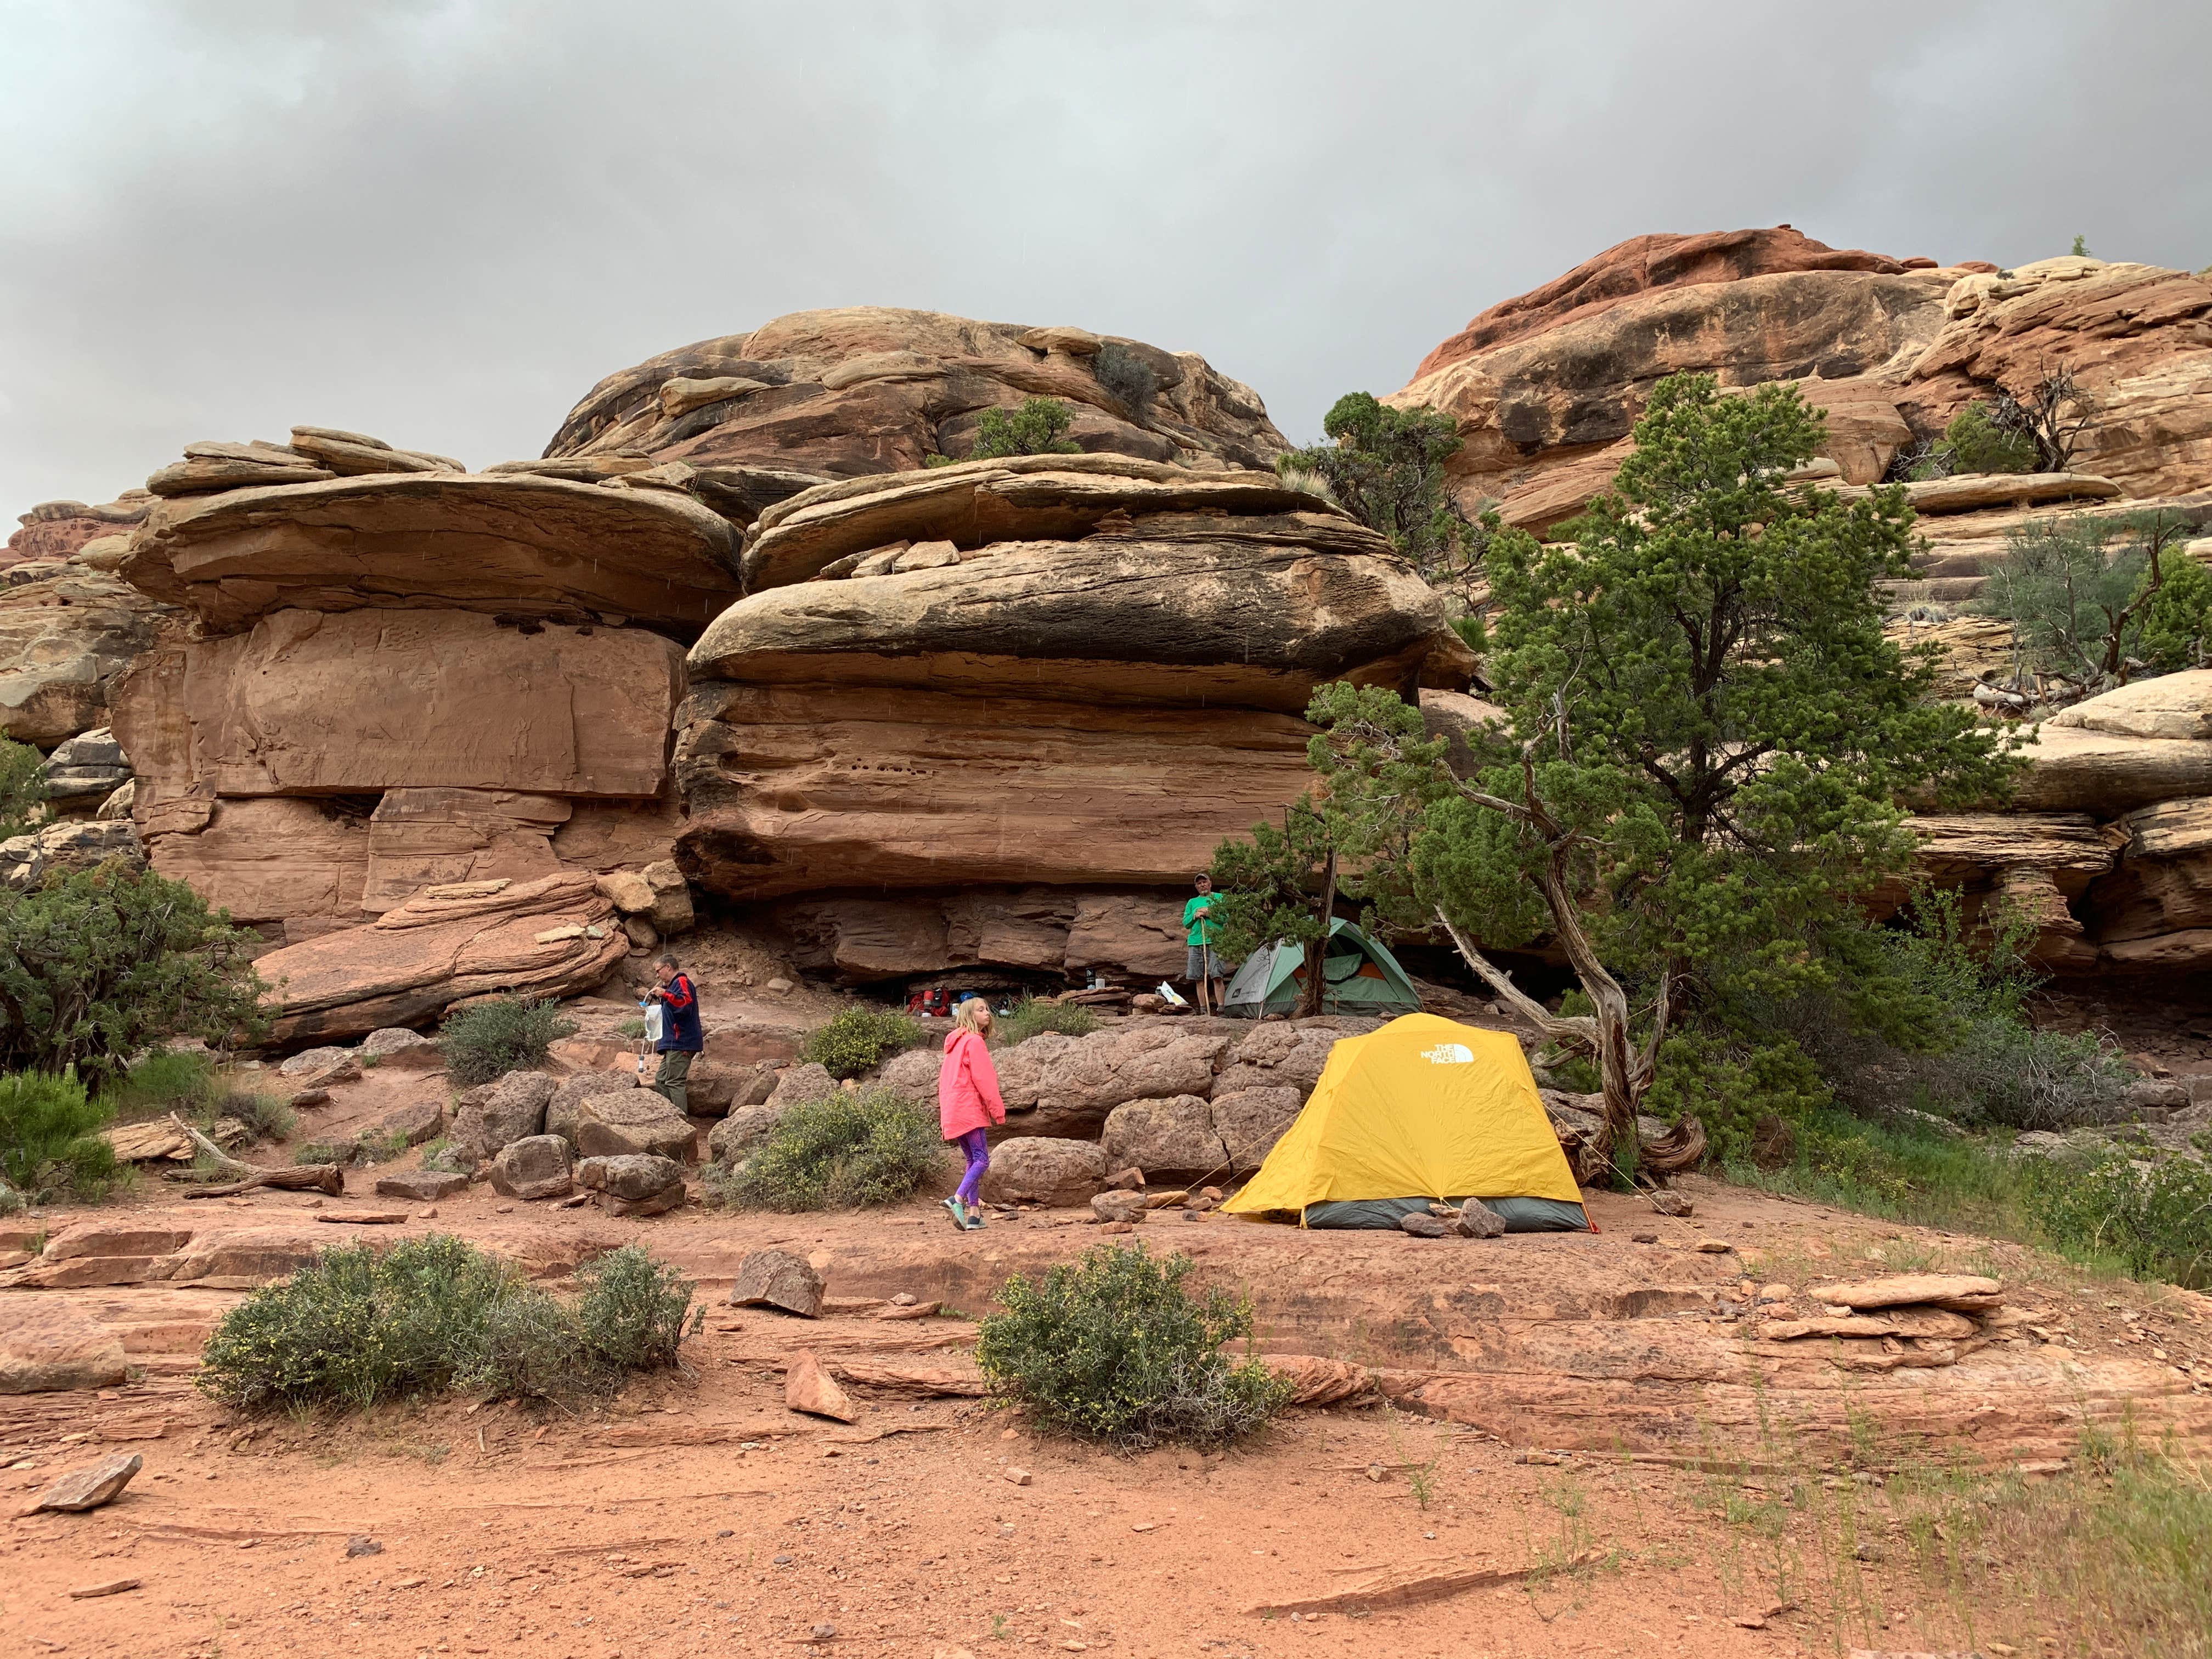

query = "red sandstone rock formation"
541;307;1289;480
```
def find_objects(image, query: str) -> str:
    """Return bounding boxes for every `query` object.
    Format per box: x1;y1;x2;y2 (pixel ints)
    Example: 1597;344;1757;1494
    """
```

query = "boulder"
120;471;742;634
450;1071;556;1159
595;870;656;913
0;818;145;888
41;727;131;804
706;1102;784;1164
995;1026;1230;1139
1399;1212;1452;1238
489;1135;574;1200
1207;1086;1305;1174
542;307;1289;486
2047;672;2212;742
546;1070;641;1144
978;1137;1109;1206
1211;1023;1346;1097
1455;1199;1507;1240
765;1062;837;1111
361;1098;445;1149
1100;1096;1230;1181
374;1170;470;1202
25;1452;143;1513
785;1351;857;1422
362;1027;439;1068
244;872;629;1045
1090;1190;1146;1224
0;567;165;745
111;611;682;803
575;1152;686;1206
279;1046;354;1077
642;859;695;934
573;1092;696;1161
727;1248;825;1317
874;1046;943;1097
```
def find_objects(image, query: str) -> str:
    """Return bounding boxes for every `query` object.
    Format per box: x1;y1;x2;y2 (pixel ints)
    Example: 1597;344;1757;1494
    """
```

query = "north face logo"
1420;1043;1474;1064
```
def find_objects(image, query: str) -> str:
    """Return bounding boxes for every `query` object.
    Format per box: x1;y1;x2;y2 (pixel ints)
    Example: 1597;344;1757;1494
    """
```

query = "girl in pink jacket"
938;998;1006;1231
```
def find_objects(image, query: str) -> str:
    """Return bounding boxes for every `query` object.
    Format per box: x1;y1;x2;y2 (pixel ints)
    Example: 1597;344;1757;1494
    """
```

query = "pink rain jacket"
938;1028;1007;1139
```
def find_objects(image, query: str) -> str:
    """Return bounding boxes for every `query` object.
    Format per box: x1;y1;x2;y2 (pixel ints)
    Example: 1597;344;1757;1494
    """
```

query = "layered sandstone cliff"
1395;228;2212;977
673;453;1468;980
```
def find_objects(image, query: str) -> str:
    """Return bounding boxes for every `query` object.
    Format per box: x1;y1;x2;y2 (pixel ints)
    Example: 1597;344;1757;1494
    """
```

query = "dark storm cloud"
3;0;2207;510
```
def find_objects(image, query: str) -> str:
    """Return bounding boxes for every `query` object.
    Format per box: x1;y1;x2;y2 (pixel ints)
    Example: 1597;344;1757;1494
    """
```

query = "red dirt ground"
8;1167;2211;1658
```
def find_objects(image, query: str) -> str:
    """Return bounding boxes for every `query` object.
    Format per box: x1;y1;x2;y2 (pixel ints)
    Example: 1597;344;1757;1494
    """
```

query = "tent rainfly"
1221;917;1422;1020
1225;1012;1590;1232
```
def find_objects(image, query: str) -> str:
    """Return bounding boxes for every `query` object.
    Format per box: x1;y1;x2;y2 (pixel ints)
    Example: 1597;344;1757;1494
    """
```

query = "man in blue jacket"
645;954;705;1114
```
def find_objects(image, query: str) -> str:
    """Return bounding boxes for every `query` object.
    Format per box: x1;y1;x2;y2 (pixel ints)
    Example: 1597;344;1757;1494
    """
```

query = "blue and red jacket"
652;973;704;1053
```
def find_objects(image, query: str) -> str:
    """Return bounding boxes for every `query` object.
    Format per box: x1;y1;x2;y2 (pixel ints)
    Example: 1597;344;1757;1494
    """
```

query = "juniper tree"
1269;375;2017;1153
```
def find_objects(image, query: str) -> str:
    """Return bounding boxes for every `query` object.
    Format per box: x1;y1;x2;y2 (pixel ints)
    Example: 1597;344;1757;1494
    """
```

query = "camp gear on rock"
938;1028;1006;1139
1225;1012;1589;1231
1221;917;1421;1019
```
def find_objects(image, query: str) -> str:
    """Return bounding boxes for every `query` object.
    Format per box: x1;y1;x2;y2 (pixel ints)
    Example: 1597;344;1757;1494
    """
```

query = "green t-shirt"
1183;894;1216;946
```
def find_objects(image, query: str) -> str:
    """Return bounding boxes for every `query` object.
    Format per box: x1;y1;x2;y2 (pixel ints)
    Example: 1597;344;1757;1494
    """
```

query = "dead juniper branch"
171;1113;345;1198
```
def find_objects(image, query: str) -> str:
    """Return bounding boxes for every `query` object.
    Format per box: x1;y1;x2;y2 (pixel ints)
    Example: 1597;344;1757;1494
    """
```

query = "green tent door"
1221;918;1423;1019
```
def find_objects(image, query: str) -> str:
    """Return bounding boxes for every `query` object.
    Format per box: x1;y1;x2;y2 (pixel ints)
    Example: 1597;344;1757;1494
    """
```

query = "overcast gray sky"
5;1;2208;512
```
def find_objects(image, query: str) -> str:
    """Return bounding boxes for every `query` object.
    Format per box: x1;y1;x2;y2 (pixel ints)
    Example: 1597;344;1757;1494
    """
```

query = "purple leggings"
953;1128;990;1204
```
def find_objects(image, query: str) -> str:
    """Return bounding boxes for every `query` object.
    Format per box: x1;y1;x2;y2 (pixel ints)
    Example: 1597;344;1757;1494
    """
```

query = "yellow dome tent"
1224;1012;1590;1231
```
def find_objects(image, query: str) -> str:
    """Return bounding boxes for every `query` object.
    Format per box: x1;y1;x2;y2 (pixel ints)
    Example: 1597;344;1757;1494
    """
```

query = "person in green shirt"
1182;874;1224;1015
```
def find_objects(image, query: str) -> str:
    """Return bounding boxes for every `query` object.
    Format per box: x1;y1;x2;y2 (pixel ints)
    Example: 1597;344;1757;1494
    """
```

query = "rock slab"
25;1452;143;1514
728;1249;825;1317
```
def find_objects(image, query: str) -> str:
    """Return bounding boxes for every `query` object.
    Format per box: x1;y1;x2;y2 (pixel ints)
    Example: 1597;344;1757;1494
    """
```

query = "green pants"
651;1049;696;1115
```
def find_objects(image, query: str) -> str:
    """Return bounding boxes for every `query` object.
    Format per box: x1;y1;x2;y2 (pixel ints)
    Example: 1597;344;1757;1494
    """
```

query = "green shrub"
0;1070;119;1202
0;1180;22;1217
616;1015;646;1039
2135;554;2212;672
293;1139;354;1167
439;997;577;1086
997;997;1099;1046
2025;1148;2212;1286
976;1242;1291;1451
800;1005;926;1079
0;737;44;841
224;1092;296;1144
719;1088;944;1211
1928;400;2039;476
575;1245;697;1370
929;397;1082;465
97;1049;218;1120
1090;344;1156;417
1274;392;1471;586
0;862;269;1092
196;1235;696;1413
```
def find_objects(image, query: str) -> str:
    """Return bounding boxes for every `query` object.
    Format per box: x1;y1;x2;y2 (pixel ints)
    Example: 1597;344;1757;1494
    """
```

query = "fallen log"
169;1113;345;1199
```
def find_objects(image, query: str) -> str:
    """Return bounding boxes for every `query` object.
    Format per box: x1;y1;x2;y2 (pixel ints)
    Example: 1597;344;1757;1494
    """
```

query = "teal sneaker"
967;1207;987;1230
941;1197;971;1230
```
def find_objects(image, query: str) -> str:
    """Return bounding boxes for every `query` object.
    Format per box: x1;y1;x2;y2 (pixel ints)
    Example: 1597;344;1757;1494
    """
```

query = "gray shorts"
1186;944;1219;981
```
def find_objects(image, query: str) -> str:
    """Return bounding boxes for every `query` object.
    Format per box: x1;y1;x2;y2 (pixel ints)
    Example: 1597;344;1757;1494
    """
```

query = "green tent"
1221;918;1424;1020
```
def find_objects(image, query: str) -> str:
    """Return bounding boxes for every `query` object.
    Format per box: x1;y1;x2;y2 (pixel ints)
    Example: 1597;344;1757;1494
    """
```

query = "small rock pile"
1756;1273;2005;1370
